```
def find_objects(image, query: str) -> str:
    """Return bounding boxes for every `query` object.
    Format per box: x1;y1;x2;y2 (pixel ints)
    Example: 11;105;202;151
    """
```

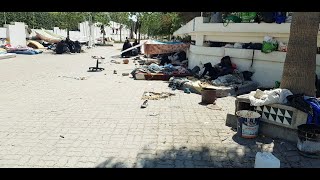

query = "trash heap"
131;51;192;81
164;56;259;98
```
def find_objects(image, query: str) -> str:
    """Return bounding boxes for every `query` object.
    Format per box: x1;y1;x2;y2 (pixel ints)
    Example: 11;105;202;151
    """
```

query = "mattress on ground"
182;81;259;97
12;50;43;55
35;30;61;44
0;53;16;60
144;73;193;81
27;40;45;49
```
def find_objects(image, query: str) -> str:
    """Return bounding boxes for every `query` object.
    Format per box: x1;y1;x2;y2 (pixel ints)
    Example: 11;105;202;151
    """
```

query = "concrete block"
225;113;298;143
0;28;7;38
5;22;27;47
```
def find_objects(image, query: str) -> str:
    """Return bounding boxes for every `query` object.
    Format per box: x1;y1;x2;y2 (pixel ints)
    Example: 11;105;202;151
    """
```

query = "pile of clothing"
159;51;187;66
54;38;82;54
287;94;320;125
0;47;16;60
212;73;244;86
121;39;140;58
142;91;175;100
168;77;219;95
248;88;293;106
5;45;42;55
131;63;191;79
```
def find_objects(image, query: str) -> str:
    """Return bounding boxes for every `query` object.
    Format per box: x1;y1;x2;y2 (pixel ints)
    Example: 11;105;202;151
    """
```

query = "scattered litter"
149;113;159;116
163;141;166;144
111;60;120;64
206;103;222;110
60;135;64;138
137;60;145;65
182;146;187;149
142;91;175;100
254;152;280;168
60;76;88;80
170;106;181;109
141;100;148;108
221;137;228;141
114;70;117;74
123;59;129;64
122;73;129;76
74;77;87;80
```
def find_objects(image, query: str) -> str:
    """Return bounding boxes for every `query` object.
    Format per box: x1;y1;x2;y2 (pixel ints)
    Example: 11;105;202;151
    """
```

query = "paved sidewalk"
0;44;319;168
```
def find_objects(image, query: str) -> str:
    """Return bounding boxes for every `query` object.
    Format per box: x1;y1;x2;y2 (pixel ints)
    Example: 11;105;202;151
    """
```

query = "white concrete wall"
4;22;27;47
53;27;67;37
174;17;320;46
0;28;6;38
69;31;83;41
188;45;320;88
0;20;144;45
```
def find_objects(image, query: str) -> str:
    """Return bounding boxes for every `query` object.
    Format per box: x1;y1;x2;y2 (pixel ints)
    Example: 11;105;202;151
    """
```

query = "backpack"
274;12;286;24
239;12;257;23
55;40;70;54
67;41;76;53
223;15;242;27
261;12;275;23
74;41;81;53
210;12;223;23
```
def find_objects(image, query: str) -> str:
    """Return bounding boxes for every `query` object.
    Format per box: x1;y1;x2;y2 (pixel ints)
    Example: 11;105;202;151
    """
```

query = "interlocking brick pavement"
0;44;319;168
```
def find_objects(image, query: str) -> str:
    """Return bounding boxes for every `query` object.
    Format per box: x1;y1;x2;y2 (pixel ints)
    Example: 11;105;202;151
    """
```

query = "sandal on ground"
141;100;148;108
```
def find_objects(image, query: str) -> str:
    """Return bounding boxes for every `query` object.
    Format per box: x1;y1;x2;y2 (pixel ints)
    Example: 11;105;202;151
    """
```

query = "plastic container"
297;124;320;158
201;88;216;104
123;59;129;64
236;110;261;138
254;152;280;168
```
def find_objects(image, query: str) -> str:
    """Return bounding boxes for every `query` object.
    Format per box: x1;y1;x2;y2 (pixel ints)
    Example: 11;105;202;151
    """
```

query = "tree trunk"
138;26;141;44
120;28;122;42
280;12;320;96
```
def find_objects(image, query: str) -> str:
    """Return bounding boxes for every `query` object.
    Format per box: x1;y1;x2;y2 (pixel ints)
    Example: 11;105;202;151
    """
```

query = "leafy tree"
109;12;130;42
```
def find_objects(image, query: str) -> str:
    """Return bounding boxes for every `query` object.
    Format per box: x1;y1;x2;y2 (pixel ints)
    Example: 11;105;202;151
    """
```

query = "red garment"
232;63;237;70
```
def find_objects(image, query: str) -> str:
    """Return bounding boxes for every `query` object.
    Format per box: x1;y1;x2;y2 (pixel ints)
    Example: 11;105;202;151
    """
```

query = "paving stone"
0;44;310;168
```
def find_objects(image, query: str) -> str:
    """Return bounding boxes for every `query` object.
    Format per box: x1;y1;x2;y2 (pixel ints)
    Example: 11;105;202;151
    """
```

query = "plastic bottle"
254;152;280;168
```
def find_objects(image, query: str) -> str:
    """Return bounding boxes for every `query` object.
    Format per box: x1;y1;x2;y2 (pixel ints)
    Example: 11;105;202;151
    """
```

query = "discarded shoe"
184;88;191;94
141;100;148;108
